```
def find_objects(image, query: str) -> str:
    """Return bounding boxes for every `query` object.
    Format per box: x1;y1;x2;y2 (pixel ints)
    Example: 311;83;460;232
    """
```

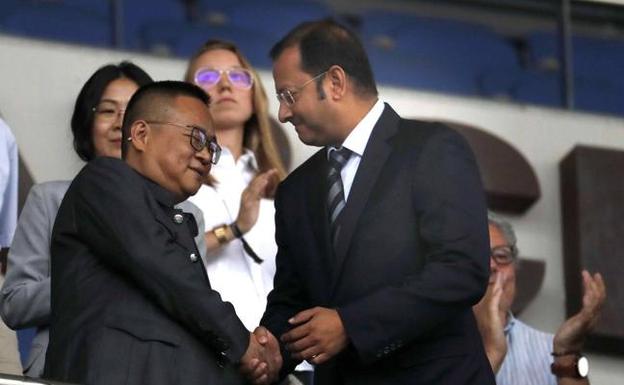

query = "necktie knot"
328;147;351;173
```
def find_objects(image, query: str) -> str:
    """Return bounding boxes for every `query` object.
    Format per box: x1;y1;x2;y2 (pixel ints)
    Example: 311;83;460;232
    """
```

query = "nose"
217;71;232;90
195;145;212;164
113;109;125;129
278;102;292;123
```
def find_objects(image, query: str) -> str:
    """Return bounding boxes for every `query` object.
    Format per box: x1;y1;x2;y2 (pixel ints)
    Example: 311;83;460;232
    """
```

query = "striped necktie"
327;147;351;245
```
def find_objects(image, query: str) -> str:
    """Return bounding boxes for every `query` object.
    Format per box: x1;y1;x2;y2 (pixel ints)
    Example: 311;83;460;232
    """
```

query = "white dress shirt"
189;148;275;330
496;313;557;385
190;148;314;372
327;99;385;201
0;118;18;248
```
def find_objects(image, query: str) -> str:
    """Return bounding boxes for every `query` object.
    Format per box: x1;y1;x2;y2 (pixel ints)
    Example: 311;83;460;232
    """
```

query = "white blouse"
189;148;276;331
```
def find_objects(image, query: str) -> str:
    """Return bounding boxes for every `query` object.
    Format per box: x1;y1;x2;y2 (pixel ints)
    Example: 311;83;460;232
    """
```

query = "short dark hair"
270;19;378;97
121;80;210;158
71;61;152;162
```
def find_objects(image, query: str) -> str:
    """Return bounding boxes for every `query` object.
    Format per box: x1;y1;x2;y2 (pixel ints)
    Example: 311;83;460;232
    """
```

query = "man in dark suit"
44;81;280;385
260;20;495;385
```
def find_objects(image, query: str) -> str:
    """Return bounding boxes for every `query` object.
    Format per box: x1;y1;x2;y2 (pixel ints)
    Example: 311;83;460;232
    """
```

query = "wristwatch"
212;224;231;245
550;355;589;378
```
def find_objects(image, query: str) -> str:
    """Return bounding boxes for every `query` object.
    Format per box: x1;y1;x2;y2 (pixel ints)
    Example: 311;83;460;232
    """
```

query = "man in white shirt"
473;213;606;385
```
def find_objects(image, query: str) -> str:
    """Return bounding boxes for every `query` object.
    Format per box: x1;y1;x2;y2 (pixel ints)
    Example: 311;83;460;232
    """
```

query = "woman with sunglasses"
0;62;155;378
184;40;313;383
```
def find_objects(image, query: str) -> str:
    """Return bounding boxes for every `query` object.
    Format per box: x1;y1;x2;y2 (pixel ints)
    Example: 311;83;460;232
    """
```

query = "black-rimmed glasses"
145;121;221;164
490;245;517;265
276;71;327;106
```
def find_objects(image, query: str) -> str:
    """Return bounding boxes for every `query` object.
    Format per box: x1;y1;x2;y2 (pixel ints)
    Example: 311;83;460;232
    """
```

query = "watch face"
578;356;589;378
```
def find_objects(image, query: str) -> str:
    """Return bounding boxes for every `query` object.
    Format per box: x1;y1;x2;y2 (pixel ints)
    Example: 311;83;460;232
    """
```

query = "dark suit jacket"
44;157;250;385
261;105;495;385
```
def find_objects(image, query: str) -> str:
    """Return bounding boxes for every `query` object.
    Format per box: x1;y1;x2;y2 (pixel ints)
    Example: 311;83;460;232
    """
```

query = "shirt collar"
504;311;516;335
219;146;258;172
327;99;385;157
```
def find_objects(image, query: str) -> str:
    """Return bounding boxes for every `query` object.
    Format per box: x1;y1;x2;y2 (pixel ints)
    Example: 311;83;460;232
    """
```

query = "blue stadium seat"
62;0;111;17
526;31;624;80
576;76;624;116
120;0;186;49
511;70;624;116
0;3;112;47
512;71;562;107
358;9;427;39
479;66;524;99
224;0;332;39
166;24;276;69
392;21;519;77
0;0;22;20
366;44;479;95
17;327;36;366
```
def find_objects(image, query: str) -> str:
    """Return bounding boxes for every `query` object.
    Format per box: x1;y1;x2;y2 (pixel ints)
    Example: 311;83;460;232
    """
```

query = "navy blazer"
44;158;250;385
262;105;495;385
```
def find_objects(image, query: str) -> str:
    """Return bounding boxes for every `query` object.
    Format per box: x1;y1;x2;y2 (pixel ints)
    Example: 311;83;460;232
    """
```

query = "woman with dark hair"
0;61;152;378
184;40;312;384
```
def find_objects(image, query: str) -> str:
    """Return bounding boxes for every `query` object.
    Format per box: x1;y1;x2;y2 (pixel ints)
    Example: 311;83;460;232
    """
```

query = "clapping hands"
553;270;606;354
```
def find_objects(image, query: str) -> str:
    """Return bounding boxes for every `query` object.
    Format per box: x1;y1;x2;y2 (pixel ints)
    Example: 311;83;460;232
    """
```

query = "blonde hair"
184;40;287;188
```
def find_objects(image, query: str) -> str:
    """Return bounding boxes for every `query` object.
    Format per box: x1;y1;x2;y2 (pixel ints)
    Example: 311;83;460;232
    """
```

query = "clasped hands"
241;307;348;384
240;327;282;385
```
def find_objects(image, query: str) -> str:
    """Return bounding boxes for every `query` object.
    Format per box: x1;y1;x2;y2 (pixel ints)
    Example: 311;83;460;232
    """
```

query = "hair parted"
270;18;378;98
71;61;152;161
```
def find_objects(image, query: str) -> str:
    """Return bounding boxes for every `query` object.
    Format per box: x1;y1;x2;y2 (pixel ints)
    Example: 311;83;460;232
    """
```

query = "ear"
326;65;347;101
128;120;150;153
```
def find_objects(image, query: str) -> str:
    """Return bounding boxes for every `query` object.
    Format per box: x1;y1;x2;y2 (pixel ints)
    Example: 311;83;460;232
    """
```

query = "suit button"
217;351;227;368
189;253;198;262
173;213;184;224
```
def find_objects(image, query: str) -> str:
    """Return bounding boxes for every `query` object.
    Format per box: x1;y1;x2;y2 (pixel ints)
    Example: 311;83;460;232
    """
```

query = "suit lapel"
330;105;401;294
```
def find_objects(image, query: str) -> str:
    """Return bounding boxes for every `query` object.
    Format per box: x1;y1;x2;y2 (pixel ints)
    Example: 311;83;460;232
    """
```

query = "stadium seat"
366;44;479;95
224;0;332;39
167;24;276;69
120;0;186;49
1;3;112;47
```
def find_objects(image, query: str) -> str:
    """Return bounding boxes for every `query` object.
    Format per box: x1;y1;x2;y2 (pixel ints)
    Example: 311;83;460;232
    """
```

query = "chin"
184;182;203;197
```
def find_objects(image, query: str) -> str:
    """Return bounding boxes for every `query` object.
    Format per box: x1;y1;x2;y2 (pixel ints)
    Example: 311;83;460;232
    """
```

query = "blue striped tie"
327;147;351;245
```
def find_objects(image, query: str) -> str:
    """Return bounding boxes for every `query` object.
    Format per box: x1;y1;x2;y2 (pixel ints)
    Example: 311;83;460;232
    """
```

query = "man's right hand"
473;271;508;373
239;328;282;385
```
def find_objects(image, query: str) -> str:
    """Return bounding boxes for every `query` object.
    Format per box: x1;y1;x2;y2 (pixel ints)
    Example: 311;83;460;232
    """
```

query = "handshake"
240;326;283;385
239;307;350;384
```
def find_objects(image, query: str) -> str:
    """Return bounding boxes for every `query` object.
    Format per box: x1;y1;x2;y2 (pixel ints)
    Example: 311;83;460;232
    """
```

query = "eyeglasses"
194;67;254;90
92;101;126;123
276;71;327;106
145;121;222;164
490;245;517;265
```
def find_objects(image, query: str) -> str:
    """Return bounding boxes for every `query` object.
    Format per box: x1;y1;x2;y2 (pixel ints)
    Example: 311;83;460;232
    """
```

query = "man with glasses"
44;81;280;385
260;20;494;385
473;213;606;385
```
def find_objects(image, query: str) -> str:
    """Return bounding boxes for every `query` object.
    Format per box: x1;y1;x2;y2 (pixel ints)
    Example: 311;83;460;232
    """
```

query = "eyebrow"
97;99;124;105
200;66;247;71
